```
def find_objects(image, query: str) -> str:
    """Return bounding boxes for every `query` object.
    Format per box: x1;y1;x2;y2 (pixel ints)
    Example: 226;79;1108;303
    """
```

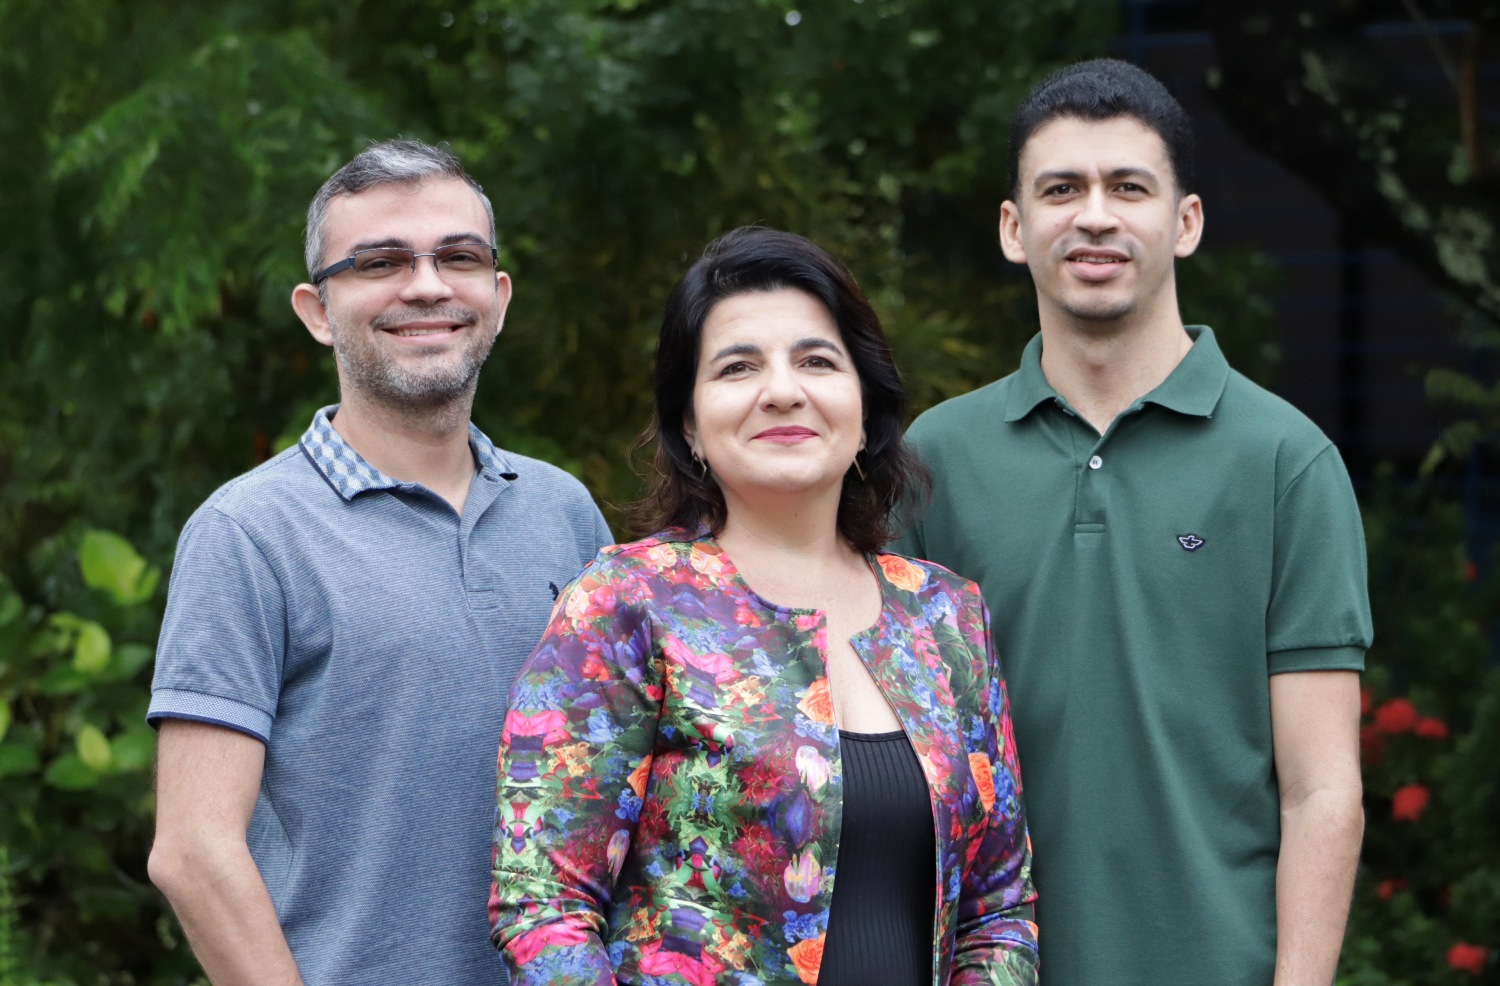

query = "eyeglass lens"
350;244;494;279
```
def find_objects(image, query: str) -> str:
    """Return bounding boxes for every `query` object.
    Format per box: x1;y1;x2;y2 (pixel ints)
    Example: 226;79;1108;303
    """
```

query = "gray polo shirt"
150;407;612;986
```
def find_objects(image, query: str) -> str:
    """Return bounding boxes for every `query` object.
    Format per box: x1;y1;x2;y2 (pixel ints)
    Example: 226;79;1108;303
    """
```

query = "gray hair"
304;139;498;281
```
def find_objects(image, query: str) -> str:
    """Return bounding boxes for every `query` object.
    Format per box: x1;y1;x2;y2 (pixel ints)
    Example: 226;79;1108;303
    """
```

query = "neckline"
697;532;895;642
838;728;908;742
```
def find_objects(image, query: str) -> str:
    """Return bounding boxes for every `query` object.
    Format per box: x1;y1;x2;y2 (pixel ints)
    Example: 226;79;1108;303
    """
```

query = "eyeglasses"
312;242;499;285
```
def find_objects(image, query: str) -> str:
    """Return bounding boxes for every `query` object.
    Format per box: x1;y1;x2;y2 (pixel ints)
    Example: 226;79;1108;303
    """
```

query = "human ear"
681;412;701;459
999;201;1028;265
490;271;514;342
1174;193;1205;259
291;283;334;347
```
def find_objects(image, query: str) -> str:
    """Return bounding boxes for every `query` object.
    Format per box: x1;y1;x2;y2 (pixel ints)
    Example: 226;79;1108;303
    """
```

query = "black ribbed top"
818;729;936;986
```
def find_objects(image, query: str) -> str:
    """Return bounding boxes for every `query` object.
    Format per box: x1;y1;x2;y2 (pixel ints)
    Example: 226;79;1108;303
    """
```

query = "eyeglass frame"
311;242;500;286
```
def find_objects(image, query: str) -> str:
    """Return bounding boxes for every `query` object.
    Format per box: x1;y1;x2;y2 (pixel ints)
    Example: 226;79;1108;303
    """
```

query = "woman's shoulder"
874;550;983;605
579;527;711;580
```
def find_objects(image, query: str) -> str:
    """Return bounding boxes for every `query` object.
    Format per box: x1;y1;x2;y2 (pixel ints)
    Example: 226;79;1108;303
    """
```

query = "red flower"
1448;942;1489;975
1464;560;1479;583
1360;688;1372;717
1415;717;1449;740
738;744;793;805
1359;724;1386;766
969;752;997;813
1391;783;1430;822
1373;698;1419;734
731;822;785;896
1377;878;1407;900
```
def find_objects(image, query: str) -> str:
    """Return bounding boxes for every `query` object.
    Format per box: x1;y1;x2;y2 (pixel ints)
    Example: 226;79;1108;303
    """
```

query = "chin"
723;470;847;502
1060;297;1136;325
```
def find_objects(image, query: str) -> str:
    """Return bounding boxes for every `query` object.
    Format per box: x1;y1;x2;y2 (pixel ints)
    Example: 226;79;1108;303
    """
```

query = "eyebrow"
344;232;491;254
707;337;847;362
1030;166;1160;191
792;336;846;357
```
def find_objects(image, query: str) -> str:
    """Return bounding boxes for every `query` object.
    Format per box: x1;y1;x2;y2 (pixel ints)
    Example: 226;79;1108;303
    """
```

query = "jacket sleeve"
951;594;1039;986
489;554;662;986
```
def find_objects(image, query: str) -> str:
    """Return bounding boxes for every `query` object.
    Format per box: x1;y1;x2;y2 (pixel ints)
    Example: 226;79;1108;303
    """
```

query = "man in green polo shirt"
895;60;1372;986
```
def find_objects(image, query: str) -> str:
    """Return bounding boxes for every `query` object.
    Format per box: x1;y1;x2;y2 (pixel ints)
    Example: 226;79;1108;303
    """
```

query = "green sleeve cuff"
1268;645;1366;675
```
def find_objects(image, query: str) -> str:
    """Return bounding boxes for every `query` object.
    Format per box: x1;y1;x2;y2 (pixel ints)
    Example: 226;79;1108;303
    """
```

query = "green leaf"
110;726;157;773
0;698;9;742
78;529;158;606
0;615;23;664
37;663;92;696
0;741;40;778
77;724;114;772
29;612;84;659
72;620;112;674
44;753;100;791
0;588;21;627
100;641;156;682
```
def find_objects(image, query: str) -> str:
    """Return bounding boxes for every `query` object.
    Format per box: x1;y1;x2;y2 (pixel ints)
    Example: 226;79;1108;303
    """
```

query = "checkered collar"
298;405;514;501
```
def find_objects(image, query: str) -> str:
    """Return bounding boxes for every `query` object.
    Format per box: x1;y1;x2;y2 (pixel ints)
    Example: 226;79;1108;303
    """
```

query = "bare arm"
1270;670;1364;986
149;719;303;986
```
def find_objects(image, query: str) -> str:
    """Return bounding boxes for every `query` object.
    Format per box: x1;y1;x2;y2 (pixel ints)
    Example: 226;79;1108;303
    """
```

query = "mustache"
1059;237;1132;256
371;305;479;330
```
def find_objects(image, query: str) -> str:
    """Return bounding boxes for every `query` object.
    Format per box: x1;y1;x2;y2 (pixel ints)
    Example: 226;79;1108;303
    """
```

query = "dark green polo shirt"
896;327;1372;986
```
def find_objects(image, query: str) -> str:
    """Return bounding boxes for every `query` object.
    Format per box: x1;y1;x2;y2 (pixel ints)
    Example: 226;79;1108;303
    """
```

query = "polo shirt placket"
303;406;523;625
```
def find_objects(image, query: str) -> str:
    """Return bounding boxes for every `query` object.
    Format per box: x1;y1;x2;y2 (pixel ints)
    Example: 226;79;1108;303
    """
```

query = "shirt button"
1088;455;1103;470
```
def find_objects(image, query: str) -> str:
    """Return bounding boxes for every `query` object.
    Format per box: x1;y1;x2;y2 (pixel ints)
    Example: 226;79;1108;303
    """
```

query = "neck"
1037;308;1193;435
329;390;478;512
715;483;852;564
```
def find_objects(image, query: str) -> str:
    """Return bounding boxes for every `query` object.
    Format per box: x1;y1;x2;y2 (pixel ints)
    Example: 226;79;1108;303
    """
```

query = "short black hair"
634;226;928;553
1007;58;1196;197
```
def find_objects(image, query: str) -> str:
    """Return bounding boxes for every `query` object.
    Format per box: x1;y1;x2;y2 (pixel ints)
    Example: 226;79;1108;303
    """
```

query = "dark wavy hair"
633;227;928;553
1008;58;1196;197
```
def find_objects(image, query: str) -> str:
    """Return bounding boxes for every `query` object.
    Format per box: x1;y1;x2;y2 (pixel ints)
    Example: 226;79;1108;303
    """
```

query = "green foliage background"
0;1;1495;983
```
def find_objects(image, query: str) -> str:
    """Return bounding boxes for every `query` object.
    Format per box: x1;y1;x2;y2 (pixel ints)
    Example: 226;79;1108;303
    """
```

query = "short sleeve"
148;505;288;742
1266;444;1373;674
590;510;613;556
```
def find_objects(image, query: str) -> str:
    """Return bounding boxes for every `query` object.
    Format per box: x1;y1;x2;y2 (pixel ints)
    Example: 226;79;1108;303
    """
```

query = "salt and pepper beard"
327;304;498;411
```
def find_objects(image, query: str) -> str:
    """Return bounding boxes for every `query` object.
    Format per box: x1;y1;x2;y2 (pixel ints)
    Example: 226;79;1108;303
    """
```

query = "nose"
397;252;457;304
1073;185;1119;237
760;358;806;409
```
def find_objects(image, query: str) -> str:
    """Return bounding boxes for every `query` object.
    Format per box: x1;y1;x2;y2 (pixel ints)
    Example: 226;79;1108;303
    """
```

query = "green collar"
1003;325;1230;423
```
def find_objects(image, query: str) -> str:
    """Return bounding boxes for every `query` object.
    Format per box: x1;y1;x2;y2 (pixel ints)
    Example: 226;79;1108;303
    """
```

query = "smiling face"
290;177;512;411
1000;115;1202;334
684;288;865;511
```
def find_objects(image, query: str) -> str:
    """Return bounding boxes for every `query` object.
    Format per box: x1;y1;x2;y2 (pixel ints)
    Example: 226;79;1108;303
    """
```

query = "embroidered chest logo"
1177;534;1206;552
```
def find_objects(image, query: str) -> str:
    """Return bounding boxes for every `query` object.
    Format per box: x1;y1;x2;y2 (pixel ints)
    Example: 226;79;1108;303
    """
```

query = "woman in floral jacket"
490;227;1037;986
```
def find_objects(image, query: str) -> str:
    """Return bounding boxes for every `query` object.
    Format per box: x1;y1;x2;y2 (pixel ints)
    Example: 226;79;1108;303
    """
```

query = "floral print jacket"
489;530;1037;986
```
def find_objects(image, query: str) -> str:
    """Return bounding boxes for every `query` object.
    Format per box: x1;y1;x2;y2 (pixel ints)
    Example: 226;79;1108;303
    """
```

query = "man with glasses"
147;140;611;985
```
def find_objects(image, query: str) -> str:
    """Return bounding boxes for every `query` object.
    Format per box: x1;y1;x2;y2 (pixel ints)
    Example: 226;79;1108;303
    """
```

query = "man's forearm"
151;838;303;986
1272;788;1363;986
